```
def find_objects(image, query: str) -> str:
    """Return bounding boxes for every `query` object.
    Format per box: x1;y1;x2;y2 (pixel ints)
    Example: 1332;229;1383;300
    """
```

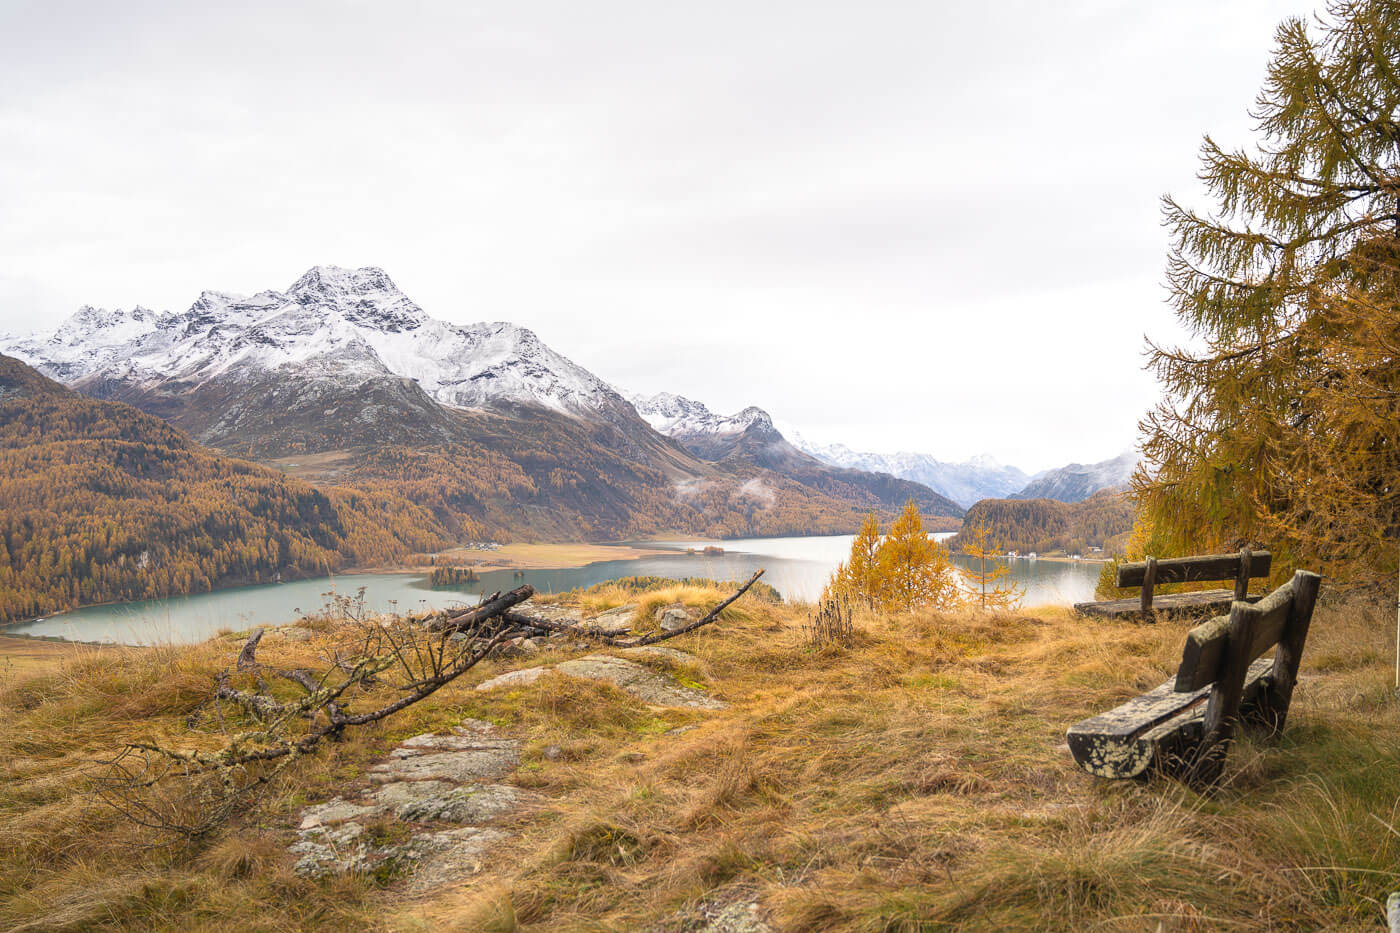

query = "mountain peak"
629;394;774;437
280;265;425;334
735;406;773;429
288;265;399;296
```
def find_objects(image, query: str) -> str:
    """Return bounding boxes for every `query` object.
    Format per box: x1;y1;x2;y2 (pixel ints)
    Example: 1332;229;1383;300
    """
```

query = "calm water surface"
3;534;1102;645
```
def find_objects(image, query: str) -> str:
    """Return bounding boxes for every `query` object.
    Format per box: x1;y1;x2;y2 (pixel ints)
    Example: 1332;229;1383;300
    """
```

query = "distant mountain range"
2;266;964;541
1009;452;1137;503
629;393;963;518
628;393;1136;508
3;264;1134;545
788;441;1032;508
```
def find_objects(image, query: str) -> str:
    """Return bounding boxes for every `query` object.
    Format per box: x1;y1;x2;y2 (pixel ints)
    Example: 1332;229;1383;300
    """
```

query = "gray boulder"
656;607;692;632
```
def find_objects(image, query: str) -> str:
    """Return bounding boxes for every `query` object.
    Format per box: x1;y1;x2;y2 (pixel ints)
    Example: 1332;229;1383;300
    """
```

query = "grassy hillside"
0;355;449;623
948;489;1135;556
2;583;1394;930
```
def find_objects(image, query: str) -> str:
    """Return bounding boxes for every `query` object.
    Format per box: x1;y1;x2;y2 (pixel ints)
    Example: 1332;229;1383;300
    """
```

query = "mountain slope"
1010;452;1137;503
630;393;965;523
0;355;447;623
947;488;1135;556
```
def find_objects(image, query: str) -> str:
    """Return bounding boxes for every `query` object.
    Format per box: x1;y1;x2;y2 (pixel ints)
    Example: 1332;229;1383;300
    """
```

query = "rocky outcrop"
476;651;724;710
288;718;529;886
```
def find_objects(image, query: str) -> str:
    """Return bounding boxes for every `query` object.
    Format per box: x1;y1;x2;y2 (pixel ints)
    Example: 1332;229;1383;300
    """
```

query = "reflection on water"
3;534;1104;645
949;552;1104;608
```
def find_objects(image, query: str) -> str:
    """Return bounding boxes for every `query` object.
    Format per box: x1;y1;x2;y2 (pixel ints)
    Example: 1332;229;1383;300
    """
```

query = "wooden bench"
1067;569;1321;785
1073;548;1272;621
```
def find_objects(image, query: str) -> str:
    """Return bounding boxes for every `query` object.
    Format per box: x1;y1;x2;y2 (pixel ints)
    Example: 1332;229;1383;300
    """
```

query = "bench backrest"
1172;570;1321;767
1176;574;1301;691
1115;549;1272;613
1116;550;1272;589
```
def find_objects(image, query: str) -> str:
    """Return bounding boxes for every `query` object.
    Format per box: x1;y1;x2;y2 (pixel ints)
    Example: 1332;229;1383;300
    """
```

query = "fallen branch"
630;570;766;646
279;668;346;727
499;610;628;645
213;673;285;721
501;570;766;647
98;611;514;838
428;585;535;634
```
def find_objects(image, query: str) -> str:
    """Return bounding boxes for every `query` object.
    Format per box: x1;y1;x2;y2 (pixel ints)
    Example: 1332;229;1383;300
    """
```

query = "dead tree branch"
630;570;765;646
502;570;766;647
428;585;535;634
236;627;264;671
97;600;517;838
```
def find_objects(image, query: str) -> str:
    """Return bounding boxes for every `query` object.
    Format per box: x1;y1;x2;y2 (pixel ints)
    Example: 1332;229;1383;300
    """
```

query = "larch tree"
876;499;962;613
825;512;883;608
1139;0;1400;587
960;516;1023;611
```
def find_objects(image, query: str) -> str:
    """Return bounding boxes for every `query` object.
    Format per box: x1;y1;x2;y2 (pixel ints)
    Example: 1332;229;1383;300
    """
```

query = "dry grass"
0;636;109;685
1;583;1397;931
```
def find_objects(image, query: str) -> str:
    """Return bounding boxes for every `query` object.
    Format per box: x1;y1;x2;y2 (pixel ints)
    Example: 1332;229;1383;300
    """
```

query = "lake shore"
348;541;675;576
0;634;121;680
1016;555;1110;564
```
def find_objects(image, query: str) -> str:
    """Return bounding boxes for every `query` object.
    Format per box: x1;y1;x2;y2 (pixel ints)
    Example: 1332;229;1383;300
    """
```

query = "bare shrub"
806;593;854;649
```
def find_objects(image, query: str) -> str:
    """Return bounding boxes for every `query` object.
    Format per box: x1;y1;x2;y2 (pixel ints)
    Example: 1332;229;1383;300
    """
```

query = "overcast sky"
1;0;1303;471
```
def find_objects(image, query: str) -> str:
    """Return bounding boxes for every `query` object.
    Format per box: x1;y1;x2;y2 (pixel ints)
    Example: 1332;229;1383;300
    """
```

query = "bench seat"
1073;589;1261;621
1066;657;1274;779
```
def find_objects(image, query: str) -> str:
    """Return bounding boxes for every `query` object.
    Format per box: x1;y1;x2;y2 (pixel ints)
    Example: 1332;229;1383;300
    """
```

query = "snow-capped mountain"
787;439;1030;508
632;392;823;468
1010;451;1137;503
3;265;626;419
8;265;980;530
630;392;773;438
630;392;965;519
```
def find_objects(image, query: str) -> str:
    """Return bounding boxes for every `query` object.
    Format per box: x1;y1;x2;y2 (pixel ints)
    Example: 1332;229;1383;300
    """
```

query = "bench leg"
1188;600;1260;786
1262;570;1322;736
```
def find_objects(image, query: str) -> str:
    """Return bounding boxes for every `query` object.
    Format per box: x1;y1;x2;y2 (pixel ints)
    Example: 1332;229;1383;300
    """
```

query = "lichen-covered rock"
367;744;518;784
298;797;385;830
403;827;509;894
658;891;772;933
288;719;524;881
475;667;548;692
289;823;371;877
391;784;521;824
655;607;692;632
620;646;698;666
586;604;637;635
556;655;725;710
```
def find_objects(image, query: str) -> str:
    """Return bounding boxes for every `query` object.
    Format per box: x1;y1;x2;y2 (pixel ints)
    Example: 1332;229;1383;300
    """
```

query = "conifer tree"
960;517;1022;611
1140;0;1400;585
825;512;883;607
876;499;962;613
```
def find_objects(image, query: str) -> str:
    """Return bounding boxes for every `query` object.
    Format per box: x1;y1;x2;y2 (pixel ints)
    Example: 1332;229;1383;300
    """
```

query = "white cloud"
0;0;1301;470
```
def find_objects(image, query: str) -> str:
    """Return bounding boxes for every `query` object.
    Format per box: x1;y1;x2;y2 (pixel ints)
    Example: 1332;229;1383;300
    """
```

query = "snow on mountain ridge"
1;266;623;418
788;437;1030;508
1010;451;1137;503
628;392;773;437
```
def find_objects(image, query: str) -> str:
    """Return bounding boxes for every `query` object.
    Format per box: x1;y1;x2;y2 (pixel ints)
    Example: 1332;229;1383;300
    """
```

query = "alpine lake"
3;534;1104;646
